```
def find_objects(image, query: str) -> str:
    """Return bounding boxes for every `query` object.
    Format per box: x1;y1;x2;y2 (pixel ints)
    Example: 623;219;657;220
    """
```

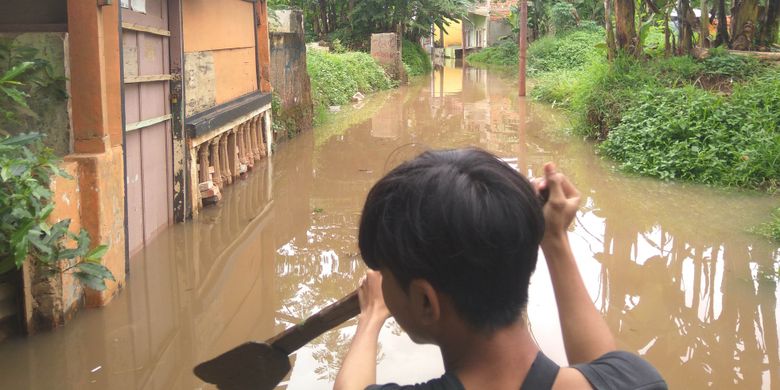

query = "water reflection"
0;62;777;390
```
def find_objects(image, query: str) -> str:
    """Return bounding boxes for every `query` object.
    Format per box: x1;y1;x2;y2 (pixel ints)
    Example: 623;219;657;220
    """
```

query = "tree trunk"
678;0;694;54
614;0;638;53
714;0;729;46
730;0;759;50
318;0;329;35
313;12;322;39
757;0;780;47
664;12;672;56
700;0;710;47
605;0;617;59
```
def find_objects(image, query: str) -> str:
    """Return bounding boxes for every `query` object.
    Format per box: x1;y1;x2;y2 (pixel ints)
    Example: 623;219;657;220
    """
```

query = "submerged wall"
269;9;313;137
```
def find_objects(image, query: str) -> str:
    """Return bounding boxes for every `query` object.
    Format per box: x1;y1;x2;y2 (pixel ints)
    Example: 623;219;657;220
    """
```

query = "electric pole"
518;0;528;96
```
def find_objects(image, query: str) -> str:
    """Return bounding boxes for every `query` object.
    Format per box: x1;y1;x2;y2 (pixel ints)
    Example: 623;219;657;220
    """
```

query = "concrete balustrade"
191;111;272;212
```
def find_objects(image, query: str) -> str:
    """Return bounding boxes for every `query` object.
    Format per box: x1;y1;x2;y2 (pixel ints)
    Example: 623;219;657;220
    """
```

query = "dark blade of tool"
194;290;360;390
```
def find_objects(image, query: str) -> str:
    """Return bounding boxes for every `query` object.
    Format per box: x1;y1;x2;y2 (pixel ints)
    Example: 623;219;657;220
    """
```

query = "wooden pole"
518;0;528;96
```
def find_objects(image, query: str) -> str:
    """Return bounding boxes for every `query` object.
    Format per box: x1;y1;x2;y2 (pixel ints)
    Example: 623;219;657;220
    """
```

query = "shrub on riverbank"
307;50;392;122
532;48;778;192
466;29;603;75
755;209;780;241
466;40;518;67
402;39;432;76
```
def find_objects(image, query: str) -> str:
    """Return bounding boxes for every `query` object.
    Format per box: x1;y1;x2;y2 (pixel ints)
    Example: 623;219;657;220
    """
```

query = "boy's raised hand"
358;270;391;322
535;163;581;243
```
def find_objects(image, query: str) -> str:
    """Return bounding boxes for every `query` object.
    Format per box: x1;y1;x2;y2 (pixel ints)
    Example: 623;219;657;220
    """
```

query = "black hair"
358;148;545;331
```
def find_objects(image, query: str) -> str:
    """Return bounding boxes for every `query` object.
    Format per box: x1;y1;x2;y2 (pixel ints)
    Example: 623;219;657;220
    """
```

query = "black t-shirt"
365;351;667;390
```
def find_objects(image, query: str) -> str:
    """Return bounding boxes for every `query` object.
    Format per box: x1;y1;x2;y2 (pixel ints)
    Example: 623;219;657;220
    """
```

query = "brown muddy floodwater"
1;63;779;390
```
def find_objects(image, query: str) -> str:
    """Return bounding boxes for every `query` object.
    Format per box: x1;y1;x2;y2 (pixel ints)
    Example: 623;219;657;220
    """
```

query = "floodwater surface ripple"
0;63;778;389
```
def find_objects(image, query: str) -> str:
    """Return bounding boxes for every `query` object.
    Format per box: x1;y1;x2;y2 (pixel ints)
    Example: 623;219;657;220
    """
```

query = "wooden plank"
121;22;171;36
124;74;174;84
126;114;172;132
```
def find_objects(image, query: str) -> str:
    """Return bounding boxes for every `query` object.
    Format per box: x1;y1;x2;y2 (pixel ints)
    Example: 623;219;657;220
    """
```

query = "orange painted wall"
182;0;258;106
182;0;255;52
214;48;258;104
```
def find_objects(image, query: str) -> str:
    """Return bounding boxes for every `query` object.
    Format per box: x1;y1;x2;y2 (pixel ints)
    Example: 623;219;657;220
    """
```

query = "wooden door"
121;0;173;255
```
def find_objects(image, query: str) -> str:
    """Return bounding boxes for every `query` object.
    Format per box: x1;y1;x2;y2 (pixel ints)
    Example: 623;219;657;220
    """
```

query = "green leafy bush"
753;208;780;241
307;49;392;112
0;40;67;137
651;55;704;86
0;134;114;290
466;40;519;67
527;29;604;74
701;48;764;80
568;55;657;138
550;2;578;34
529;69;581;107
599;69;780;190
402;39;432;76
467;28;604;73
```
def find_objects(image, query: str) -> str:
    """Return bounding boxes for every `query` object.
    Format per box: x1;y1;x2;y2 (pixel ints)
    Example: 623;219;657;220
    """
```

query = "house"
0;0;277;335
432;0;514;58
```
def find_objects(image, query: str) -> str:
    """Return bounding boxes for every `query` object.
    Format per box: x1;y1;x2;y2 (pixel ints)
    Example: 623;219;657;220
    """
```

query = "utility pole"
518;0;528;96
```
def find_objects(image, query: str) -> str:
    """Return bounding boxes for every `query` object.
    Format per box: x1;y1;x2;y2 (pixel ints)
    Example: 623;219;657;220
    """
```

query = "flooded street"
1;63;779;389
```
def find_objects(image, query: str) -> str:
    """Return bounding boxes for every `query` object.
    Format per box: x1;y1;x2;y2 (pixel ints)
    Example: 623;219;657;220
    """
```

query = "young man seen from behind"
334;148;667;390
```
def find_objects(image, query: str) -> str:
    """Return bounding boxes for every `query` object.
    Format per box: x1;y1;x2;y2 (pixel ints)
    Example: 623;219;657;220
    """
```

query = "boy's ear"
409;279;441;325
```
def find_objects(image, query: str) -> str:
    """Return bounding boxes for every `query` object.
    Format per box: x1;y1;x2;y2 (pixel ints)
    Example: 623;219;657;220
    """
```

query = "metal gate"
121;0;173;255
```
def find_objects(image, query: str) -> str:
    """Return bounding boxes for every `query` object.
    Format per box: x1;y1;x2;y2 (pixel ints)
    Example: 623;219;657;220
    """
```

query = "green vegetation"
402;39;432;76
466;40;518;67
271;0;470;50
466;29;603;75
754;209;780;241
0;51;113;290
0;40;67;138
307;50;393;122
531;42;779;192
0;133;113;290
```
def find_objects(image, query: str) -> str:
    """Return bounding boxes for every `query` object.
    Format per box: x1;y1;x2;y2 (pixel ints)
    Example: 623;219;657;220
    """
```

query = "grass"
527;32;778;194
307;50;393;124
402;39;432;77
466;29;604;75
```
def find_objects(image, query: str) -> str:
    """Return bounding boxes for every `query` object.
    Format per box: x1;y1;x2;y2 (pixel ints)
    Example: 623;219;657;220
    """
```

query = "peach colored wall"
182;0;258;110
182;0;255;53
65;0;126;307
49;161;84;315
214;48;258;105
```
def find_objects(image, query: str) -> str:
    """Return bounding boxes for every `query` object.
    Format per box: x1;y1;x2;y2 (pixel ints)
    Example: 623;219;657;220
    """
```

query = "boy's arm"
537;164;616;365
334;271;390;390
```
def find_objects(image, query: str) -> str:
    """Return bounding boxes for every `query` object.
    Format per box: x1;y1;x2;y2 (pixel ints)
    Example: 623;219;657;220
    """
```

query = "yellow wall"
434;20;463;47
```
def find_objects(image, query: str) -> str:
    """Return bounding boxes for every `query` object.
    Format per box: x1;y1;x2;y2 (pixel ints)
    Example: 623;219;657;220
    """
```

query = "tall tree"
714;0;730;46
605;0;617;58
678;0;695;53
614;0;638;53
757;0;780;47
700;0;710;47
730;0;759;49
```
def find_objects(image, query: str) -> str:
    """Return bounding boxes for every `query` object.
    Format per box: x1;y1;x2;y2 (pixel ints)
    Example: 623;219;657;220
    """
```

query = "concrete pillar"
62;0;126;308
210;140;222;188
263;111;273;157
256;0;273;92
250;116;261;159
219;135;231;185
